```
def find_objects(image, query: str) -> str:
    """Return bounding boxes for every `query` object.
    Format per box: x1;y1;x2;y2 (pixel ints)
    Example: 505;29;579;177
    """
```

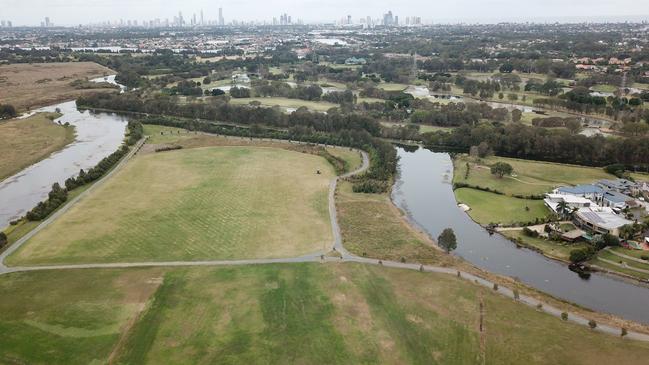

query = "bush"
641;255;649;261
493;283;498;291
621;327;628;337
0;232;7;248
569;246;596;263
588;320;597;329
561;312;568;321
522;227;539;238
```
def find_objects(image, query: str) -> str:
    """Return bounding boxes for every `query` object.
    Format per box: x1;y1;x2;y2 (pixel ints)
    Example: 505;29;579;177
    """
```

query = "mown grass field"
0;268;163;365
4;264;648;364
0;62;115;111
229;97;338;112
8;146;335;265
336;181;446;265
454;154;614;196
0;112;73;181
455;188;550;225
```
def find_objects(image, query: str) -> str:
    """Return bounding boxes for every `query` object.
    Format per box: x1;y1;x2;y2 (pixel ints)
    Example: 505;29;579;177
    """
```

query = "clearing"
0;112;74;181
8;146;335;265
229;97;338;112
0;62;115;111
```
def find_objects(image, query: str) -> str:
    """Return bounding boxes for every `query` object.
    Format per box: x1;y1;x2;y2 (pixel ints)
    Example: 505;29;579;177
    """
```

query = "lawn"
336;181;446;265
229;97;338;112
326;147;362;173
591;84;619;93
106;264;649;364
454;154;614;196
0;62;115;111
454;188;550;225
8;146;335;265
0;268;163;365
0;112;73;181
500;229;589;261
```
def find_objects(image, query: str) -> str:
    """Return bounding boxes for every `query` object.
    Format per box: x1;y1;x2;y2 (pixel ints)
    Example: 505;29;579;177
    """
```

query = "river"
0;101;128;229
392;147;649;324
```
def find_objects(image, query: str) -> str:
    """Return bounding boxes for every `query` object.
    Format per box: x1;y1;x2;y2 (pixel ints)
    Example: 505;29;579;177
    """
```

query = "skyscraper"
218;8;224;26
200;10;204;25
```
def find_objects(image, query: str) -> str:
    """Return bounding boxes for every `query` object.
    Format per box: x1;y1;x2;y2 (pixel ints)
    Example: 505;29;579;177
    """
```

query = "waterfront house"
574;207;633;236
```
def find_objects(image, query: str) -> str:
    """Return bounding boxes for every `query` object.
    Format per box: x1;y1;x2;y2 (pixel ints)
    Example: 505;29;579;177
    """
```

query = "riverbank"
0;112;72;181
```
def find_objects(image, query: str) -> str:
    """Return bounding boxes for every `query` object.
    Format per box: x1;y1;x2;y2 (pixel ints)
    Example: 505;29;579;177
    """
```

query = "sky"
1;0;649;26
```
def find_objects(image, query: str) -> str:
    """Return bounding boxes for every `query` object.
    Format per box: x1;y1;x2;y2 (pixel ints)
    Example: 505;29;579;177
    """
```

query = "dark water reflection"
392;147;649;324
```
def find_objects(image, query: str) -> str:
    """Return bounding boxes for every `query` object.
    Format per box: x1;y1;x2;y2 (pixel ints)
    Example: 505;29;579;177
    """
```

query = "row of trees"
422;122;649;168
24;121;143;222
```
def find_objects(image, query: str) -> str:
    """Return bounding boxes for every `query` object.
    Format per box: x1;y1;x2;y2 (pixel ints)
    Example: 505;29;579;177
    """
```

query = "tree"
569;246;596;263
512;109;522;123
556;200;570;219
0;104;17;119
490;162;513;178
0;232;6;247
438;228;457;253
499;63;514;73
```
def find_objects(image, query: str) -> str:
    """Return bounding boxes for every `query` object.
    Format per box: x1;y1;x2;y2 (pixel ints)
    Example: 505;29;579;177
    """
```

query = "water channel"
391;146;649;324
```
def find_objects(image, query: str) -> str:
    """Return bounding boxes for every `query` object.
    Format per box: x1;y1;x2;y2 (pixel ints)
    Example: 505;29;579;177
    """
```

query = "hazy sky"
2;0;649;26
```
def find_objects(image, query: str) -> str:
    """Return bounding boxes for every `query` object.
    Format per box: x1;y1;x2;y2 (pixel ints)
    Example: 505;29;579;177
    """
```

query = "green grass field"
0;112;72;181
454;155;614;196
229;97;338;112
377;83;409;91
0;268;163;364
4;264;648;364
455;188;550;225
591;84;619;93
8;147;335;265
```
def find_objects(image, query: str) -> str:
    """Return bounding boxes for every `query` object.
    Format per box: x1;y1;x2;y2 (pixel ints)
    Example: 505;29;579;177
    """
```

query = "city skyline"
1;0;648;26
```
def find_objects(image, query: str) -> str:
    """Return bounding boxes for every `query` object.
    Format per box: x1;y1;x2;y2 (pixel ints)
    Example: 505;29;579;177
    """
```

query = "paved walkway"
605;247;649;265
1;135;648;342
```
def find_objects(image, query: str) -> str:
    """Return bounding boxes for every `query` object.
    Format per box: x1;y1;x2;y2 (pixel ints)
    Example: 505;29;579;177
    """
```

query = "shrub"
588;320;597;329
561;312;568;321
621;327;628;337
0;232;7;248
493;283;499;291
513;289;520;300
569;247;596;263
522;227;539;238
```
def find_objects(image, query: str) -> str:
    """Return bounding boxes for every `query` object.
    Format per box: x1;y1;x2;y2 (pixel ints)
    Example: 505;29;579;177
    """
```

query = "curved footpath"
1;135;648;342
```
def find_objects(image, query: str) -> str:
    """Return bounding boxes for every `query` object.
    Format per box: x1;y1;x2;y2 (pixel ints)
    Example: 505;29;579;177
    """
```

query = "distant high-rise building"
383;11;393;26
366;16;372;27
7;21;11;27
45;17;51;27
218;8;224;26
347;15;352;25
0;20;5;27
394;15;398;26
200;10;204;25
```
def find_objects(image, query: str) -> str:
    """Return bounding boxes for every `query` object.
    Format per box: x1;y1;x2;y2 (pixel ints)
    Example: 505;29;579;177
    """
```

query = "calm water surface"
392;147;649;324
0;101;127;229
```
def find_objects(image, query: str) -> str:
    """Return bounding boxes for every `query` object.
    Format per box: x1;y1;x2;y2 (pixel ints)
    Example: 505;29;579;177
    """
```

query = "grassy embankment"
0;112;73;181
0;62;115;111
7;146;335;265
2;265;649;364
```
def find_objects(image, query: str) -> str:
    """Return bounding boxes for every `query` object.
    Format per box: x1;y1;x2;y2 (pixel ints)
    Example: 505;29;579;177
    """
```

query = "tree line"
24;121;143;222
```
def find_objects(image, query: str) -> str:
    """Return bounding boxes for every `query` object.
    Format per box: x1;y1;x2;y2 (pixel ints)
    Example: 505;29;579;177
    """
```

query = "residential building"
554;184;604;201
574;207;633;236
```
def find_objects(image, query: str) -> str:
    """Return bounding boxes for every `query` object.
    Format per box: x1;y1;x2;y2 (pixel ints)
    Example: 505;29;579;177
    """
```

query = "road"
1;136;648;342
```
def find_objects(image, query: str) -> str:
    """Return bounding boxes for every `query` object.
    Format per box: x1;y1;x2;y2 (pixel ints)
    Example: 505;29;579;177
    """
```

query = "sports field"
7;146;335;265
454;155;614;196
455;188;550;225
0;62;115;111
0;112;73;180
3;264;648;364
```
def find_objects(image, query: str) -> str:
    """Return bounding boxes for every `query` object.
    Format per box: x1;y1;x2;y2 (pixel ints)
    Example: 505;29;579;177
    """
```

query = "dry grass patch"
0;62;115;111
0;112;74;180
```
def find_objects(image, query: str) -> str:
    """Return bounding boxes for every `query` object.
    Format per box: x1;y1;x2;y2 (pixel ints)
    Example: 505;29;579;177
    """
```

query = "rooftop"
556;184;603;195
576;207;633;230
